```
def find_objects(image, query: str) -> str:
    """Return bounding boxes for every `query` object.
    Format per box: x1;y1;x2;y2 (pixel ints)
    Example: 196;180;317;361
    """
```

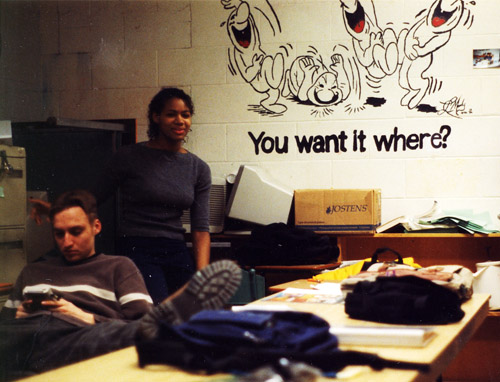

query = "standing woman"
94;88;211;304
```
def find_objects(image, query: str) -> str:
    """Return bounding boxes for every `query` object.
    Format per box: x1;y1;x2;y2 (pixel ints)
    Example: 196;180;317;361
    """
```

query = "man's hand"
42;298;96;324
18;298;96;325
15;303;30;319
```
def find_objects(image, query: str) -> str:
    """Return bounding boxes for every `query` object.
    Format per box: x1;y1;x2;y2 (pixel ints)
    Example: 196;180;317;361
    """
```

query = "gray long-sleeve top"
94;143;211;241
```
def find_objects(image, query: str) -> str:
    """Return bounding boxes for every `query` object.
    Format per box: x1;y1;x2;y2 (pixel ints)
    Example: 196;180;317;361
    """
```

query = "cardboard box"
294;189;381;233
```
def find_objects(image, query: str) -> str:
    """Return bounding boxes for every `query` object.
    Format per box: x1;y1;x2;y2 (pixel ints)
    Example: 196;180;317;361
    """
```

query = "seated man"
0;189;241;380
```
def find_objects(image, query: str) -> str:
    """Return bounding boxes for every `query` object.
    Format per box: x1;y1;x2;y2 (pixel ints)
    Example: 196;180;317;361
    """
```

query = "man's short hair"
49;190;98;223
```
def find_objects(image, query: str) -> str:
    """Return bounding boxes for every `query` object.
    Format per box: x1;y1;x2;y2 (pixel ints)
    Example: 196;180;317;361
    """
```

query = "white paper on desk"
284;287;342;296
232;304;296;312
312;282;342;295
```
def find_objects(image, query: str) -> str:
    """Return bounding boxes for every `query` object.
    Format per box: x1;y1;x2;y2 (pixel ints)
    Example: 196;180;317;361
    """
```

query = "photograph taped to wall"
473;49;500;68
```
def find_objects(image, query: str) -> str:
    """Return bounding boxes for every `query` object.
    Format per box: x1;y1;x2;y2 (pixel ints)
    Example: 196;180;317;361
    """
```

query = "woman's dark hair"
147;87;195;139
49;189;98;223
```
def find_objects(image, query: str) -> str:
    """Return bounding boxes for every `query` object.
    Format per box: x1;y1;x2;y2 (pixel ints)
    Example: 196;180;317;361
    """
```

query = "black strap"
361;247;404;271
370;247;404;265
136;339;430;373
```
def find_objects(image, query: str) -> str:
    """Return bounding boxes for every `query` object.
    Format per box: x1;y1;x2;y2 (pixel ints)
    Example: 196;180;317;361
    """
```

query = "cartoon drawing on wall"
340;1;398;82
221;0;287;114
281;46;363;116
396;0;474;110
341;0;474;112
219;0;475;117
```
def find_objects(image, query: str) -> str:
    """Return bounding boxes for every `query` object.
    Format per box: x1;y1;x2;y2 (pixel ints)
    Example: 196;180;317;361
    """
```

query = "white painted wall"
1;0;499;227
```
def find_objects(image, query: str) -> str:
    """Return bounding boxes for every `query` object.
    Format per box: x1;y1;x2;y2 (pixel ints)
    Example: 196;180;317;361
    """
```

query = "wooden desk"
336;233;500;270
20;294;489;382
268;278;316;292
249;263;340;293
251;263;340;272
334;233;500;381
210;232;500;266
211;232;500;380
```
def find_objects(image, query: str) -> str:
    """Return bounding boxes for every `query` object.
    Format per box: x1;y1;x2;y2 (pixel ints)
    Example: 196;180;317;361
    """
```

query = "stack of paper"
330;326;436;347
377;201;499;234
376;201;449;233
419;213;498;234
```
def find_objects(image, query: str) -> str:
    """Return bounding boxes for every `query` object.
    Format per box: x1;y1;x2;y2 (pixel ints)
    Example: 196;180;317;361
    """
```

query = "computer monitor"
225;165;294;226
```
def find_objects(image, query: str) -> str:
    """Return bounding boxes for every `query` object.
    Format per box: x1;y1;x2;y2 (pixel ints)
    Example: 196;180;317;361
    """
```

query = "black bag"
235;223;339;266
135;310;428;373
345;275;465;325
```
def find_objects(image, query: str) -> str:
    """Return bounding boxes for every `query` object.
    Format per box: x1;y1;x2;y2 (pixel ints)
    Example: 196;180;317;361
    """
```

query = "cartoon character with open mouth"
221;0;286;114
340;0;399;79
397;0;467;109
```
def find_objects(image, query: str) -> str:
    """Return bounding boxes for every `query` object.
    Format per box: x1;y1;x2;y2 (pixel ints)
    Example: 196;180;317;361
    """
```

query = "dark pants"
117;237;195;305
0;314;139;381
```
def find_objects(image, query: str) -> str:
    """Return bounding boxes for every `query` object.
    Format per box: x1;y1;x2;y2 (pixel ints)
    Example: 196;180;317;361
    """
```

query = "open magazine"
260;287;344;305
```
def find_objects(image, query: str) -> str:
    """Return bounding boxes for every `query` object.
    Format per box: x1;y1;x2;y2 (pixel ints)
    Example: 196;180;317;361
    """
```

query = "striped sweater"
0;253;153;323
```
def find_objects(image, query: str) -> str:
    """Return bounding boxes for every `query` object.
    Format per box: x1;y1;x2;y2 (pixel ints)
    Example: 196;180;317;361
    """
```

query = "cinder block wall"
1;0;499;225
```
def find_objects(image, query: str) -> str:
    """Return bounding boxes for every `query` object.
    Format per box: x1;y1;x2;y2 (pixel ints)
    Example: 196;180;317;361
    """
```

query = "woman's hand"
29;198;51;225
191;230;211;270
